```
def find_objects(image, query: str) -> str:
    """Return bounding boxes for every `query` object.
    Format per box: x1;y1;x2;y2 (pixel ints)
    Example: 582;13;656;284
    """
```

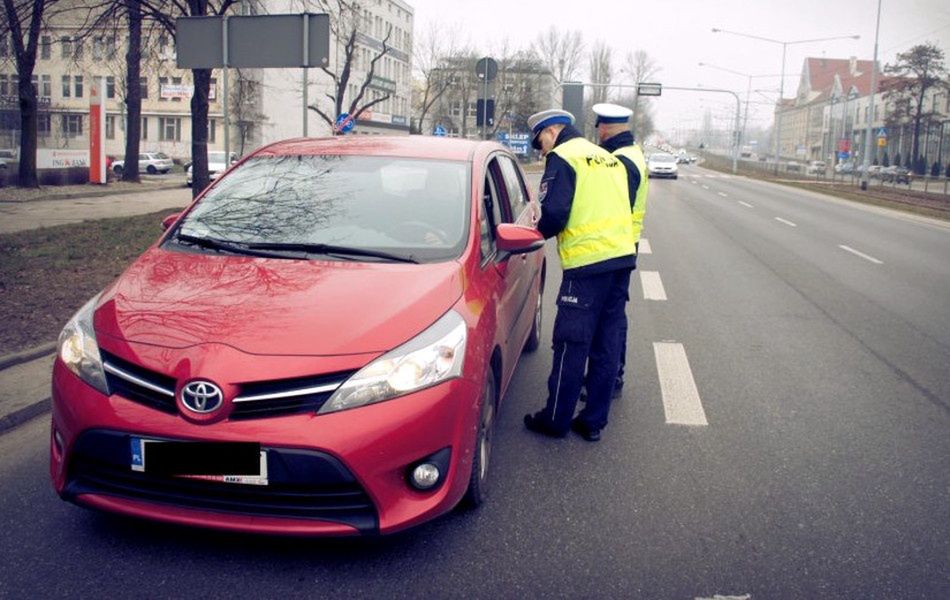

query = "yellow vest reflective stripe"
613;144;649;244
549;137;636;269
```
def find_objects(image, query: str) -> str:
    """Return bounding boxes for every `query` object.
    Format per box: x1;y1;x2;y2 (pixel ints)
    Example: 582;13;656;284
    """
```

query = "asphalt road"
1;165;948;598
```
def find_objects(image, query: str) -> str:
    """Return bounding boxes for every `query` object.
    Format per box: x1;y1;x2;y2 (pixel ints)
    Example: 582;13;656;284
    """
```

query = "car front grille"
65;430;379;533
99;351;355;420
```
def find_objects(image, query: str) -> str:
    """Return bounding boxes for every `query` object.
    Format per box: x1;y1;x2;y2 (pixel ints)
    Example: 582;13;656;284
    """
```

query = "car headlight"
319;310;467;414
57;294;109;394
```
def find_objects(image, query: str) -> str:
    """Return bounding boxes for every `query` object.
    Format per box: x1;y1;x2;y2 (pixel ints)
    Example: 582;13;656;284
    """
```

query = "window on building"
210;77;217;102
93;37;104;60
141;117;148;140
158;76;168;101
40;36;51;60
106;36;117;60
74;75;83;98
140;77;148;99
62;114;83;138
0;34;7;58
106;76;115;99
30;75;37;94
159;116;181;141
41;74;51;98
61;75;71;98
171;76;182;102
73;38;83;59
106;115;115;139
209;119;216;143
37;114;51;136
60;37;72;59
0;75;7;96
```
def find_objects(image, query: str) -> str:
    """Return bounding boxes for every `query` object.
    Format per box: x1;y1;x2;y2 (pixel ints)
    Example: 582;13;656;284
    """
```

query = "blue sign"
876;127;887;138
434;125;447;137
335;112;355;134
838;151;851;160
497;131;509;142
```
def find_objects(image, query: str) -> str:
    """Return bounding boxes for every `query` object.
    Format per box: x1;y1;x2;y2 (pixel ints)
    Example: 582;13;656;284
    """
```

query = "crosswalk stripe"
640;271;667;300
654;342;708;426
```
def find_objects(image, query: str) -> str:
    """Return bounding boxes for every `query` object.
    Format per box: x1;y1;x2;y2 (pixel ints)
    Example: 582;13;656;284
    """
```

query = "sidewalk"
0;344;56;434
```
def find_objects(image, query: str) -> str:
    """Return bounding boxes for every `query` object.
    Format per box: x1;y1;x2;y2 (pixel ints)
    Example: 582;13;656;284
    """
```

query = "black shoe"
570;418;601;442
524;412;567;438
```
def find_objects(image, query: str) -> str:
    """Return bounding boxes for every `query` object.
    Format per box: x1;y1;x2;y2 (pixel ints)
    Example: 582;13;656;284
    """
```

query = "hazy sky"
408;0;950;134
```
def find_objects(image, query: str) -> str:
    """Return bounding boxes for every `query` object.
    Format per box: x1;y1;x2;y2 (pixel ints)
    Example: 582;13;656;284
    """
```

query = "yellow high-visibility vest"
613;144;649;244
549;137;636;269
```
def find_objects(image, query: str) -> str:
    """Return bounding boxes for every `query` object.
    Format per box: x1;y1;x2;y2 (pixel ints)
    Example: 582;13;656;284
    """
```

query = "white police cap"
592;103;633;126
527;109;575;149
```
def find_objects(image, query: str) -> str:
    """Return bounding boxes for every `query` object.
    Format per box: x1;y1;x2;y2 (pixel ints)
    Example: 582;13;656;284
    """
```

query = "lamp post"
711;28;860;174
698;63;783;157
860;0;883;191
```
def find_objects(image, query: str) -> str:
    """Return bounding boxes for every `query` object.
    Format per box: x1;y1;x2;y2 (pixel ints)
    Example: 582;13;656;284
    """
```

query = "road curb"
0;182;185;204
0;342;56;372
0;397;50;434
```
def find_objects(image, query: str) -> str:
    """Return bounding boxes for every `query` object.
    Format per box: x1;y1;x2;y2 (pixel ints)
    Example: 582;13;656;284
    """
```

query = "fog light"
411;463;441;490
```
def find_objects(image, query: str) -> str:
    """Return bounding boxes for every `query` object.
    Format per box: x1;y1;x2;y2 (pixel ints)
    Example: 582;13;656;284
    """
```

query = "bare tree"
1;0;58;187
139;0;239;197
531;26;583;84
307;0;393;133
587;40;612;104
411;22;466;134
623;49;660;141
883;43;949;174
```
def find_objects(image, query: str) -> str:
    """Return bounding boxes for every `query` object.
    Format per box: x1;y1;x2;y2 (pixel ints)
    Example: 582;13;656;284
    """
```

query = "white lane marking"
717;192;728;197
691;180;699;185
654;342;708;426
701;184;710;190
838;244;884;264
638;238;652;254
738;201;754;208
640;271;667;301
774;217;797;227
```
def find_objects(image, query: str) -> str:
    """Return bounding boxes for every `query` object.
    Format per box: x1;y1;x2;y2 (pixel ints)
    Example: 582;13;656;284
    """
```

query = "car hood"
94;247;464;356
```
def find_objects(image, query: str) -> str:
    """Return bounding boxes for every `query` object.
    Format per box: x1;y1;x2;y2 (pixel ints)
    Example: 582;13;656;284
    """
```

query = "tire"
113;165;123;176
462;366;496;508
523;276;543;353
160;169;170;174
146;165;157;174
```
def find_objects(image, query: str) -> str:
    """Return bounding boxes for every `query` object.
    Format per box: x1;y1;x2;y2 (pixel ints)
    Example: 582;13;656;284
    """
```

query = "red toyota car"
51;136;546;536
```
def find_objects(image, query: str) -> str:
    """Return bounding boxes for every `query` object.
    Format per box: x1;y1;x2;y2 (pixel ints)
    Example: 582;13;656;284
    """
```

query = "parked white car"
186;151;238;187
647;153;679;179
112;152;174;175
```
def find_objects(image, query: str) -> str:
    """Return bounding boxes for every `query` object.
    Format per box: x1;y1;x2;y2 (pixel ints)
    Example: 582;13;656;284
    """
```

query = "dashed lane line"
838;244;884;264
717;192;728;197
774;217;798;227
738;201;754;208
701;184;710;190
654;342;708;426
638;238;652;254
640;271;667;301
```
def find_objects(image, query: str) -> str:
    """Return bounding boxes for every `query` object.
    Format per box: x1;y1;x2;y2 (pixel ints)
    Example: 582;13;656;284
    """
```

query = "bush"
931;161;941;177
894;152;902;167
913;156;927;175
882;152;890;167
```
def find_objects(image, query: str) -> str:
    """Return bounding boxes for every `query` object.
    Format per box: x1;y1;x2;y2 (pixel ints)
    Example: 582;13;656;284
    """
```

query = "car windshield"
174;155;471;262
152;152;170;159
651;154;676;163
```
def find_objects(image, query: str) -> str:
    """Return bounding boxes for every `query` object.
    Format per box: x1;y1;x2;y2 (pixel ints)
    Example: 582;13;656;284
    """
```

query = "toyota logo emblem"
181;380;224;414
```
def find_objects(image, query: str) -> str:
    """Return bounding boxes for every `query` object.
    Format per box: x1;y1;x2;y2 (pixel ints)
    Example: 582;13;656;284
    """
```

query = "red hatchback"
50;136;546;536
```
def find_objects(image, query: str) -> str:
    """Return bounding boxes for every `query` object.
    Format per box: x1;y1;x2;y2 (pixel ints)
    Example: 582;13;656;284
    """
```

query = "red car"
51;136;546;536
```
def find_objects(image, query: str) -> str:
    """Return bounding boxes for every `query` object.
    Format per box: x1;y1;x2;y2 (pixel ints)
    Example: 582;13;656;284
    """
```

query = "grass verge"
0;209;177;355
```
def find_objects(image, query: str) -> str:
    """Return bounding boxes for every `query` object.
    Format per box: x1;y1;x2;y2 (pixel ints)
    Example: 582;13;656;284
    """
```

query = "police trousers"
542;267;632;433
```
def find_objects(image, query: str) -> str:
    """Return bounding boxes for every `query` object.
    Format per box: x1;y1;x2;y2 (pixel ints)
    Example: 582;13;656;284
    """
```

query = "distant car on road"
647;153;679;179
881;165;911;184
186;151;238;187
834;161;854;175
806;161;827;176
112;152;174;176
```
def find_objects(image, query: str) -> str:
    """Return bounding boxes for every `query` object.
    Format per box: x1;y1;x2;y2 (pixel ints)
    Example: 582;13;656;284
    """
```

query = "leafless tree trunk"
587;40;613;105
623;49;660;141
122;0;142;181
2;0;54;188
411;22;466;134
531;26;584;83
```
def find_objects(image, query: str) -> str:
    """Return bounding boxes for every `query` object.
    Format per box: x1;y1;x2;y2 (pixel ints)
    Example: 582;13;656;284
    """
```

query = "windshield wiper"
243;241;419;264
174;234;297;259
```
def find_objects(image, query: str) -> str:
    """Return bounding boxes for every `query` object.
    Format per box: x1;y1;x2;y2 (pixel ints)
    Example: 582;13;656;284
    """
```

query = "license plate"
130;438;268;486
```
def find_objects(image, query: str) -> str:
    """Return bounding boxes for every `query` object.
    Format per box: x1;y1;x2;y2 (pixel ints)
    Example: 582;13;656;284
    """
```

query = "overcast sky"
408;0;950;134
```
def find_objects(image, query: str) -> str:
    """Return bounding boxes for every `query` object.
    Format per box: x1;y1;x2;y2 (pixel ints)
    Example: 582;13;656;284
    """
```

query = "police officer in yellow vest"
523;109;637;442
592;102;648;398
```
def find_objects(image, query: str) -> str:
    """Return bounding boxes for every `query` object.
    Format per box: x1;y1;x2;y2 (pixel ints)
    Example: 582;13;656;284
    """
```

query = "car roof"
254;136;503;162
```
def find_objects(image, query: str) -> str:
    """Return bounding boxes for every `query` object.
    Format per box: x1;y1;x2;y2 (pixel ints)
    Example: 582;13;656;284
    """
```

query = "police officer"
591;102;649;398
523;109;637;442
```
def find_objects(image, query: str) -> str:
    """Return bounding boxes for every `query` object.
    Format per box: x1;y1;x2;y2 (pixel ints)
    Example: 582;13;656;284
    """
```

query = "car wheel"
161;169;170;174
146;165;157;174
523;278;543;353
462;366;496;508
113;165;123;176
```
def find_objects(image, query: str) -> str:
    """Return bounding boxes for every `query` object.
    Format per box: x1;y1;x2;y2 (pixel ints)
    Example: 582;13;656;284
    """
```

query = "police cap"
592;103;633;127
527;109;575;149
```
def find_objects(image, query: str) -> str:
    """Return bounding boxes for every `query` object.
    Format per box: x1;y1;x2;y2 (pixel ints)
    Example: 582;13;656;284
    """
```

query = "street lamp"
711;28;860;174
698;62;783;156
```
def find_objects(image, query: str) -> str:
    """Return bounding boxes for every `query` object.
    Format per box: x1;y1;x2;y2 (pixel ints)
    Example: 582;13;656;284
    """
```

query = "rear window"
176;155;471;262
651;154;676;163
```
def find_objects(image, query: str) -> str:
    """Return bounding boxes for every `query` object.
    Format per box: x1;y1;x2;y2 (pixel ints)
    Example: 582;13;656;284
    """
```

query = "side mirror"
161;212;181;231
496;223;544;254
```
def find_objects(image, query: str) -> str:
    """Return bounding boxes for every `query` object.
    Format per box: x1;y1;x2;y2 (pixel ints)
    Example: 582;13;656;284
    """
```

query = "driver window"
479;174;499;262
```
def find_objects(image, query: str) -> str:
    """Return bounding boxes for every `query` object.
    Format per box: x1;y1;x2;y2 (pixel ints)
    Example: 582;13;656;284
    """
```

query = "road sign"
837;139;851;152
876;127;887;138
838;151;850;160
877;137;887;147
475;57;498;81
637;82;662;96
335;112;355;134
433;125;447;137
476;99;495;127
